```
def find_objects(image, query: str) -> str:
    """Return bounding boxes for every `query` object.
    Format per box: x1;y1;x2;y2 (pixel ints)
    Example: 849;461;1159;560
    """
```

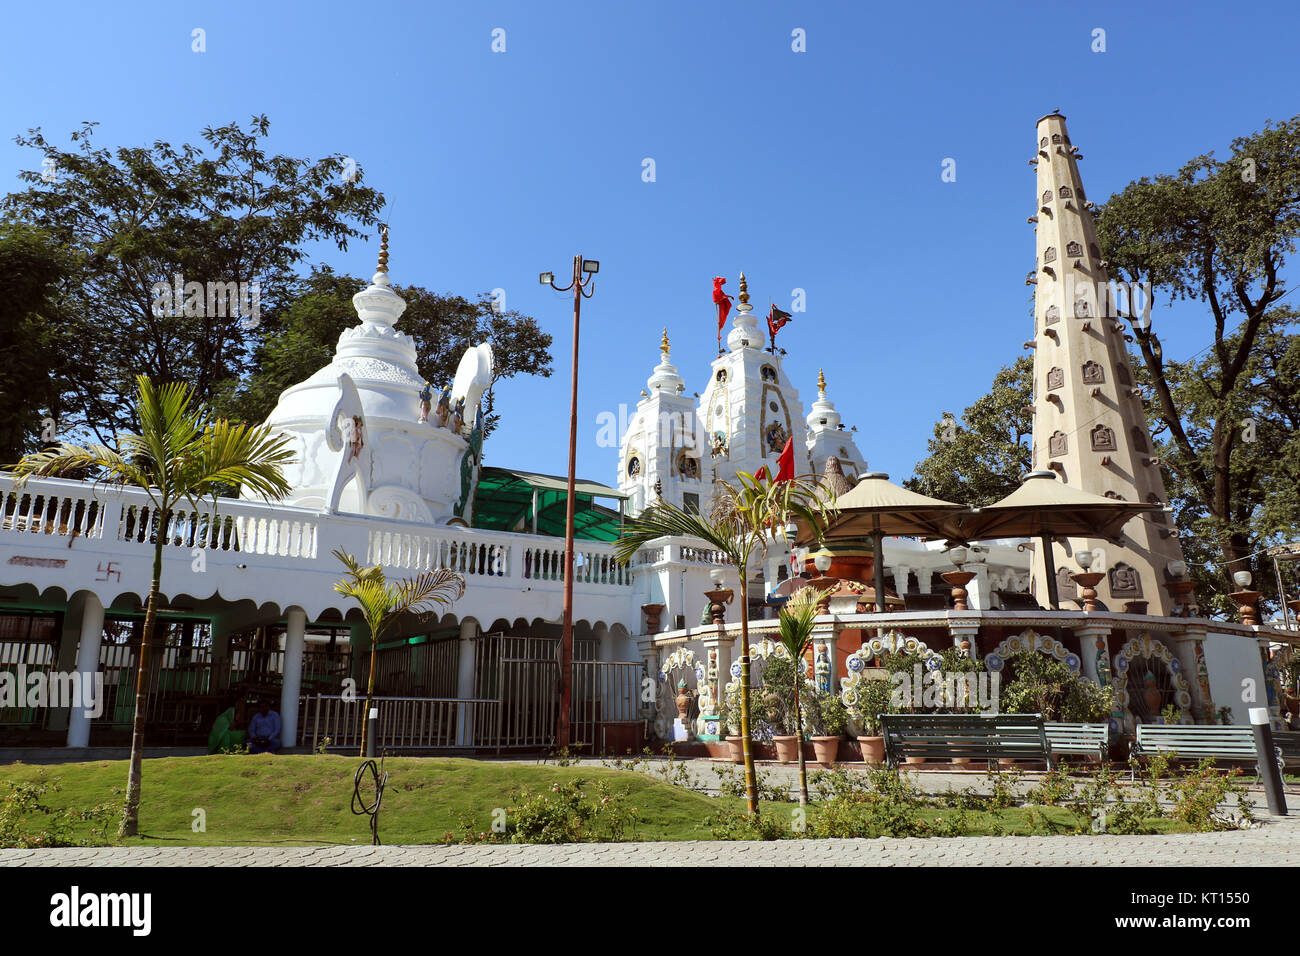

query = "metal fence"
305;694;500;751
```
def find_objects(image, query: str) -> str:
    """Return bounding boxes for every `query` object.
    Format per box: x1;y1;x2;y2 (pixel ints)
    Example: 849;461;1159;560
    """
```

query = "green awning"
472;467;628;542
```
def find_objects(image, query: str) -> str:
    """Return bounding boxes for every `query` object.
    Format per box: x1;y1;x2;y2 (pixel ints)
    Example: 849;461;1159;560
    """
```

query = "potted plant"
762;654;803;765
722;681;750;764
850;673;892;765
807;688;848;767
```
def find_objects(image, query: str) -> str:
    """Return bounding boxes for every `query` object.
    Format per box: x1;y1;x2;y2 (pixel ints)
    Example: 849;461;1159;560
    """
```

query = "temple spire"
377;224;390;275
660;327;670;361
817;368;827;400
1028;112;1185;613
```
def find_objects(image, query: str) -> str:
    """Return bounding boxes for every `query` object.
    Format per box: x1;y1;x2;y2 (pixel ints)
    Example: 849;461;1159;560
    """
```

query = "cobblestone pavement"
3;812;1297;868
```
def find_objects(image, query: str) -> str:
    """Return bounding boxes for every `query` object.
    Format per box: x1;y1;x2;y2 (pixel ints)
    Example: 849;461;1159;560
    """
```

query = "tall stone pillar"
1170;626;1212;722
455;618;478;746
279;608;307;748
66;592;105;748
1074;623;1112;686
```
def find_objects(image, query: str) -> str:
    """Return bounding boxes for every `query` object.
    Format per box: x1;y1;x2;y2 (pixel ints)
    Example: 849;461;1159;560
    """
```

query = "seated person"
246;699;282;754
207;696;248;754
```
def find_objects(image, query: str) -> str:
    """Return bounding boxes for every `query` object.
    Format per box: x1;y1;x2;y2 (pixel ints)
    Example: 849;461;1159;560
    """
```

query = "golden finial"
377;224;390;274
738;272;749;306
660;327;670;359
817;368;826;395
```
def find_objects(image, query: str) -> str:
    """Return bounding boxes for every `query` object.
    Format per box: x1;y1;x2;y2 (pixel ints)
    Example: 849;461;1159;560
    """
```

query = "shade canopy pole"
1041;532;1060;610
872;528;887;614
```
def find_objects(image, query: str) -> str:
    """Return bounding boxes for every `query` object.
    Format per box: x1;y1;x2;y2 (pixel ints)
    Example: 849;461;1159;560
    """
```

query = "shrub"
0;779;116;848
999;651;1112;721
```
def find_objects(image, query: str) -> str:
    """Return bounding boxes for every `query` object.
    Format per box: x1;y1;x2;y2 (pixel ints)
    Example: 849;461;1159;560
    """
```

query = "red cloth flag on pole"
775;436;795;482
713;277;732;353
754;465;769;481
766;303;792;350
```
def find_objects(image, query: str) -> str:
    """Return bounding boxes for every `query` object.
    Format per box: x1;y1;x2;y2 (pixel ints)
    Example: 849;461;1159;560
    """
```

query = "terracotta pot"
812;736;840;766
773;735;800;763
725;736;745;764
904;757;927;765
858;735;885;765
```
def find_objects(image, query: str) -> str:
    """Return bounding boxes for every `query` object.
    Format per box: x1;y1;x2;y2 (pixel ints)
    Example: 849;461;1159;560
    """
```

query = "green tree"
213;266;552;434
9;376;297;837
614;473;834;816
906;356;1033;506
1096;114;1300;609
0;223;73;462
331;550;465;757
3;115;384;444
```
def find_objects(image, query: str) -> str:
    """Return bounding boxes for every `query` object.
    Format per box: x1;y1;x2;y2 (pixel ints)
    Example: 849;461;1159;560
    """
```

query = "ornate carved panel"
1091;424;1117;452
1109;562;1143;598
1044;304;1060;326
1042;190;1053;205
1049;431;1068;458
1059;185;1072;198
1066;240;1082;257
1046;367;1064;390
1043;246;1057;264
1075;300;1091;318
1081;360;1104;383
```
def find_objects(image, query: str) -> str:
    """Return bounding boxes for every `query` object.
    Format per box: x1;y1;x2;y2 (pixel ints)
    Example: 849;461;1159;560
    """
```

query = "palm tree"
332;550;465;755
775;586;821;808
614;472;834;816
10;375;297;837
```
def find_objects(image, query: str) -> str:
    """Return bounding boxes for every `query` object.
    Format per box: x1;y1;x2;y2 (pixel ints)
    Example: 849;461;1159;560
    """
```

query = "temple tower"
805;369;867;481
696;273;812;488
1027;112;1186;613
617;329;704;515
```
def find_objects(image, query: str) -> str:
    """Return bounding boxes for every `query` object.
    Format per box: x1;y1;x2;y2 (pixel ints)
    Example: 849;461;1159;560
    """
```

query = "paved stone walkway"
3;814;1296;867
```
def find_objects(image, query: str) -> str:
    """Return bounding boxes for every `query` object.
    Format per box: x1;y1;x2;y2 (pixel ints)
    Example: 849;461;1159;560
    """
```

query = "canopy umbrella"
795;471;965;613
941;470;1165;609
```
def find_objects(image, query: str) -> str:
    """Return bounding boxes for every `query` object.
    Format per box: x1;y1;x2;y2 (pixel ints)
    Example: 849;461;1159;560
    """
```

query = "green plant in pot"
850;673;893;765
806;686;849;769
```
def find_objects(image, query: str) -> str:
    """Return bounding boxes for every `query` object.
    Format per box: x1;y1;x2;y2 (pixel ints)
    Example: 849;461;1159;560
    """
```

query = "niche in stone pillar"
1075;300;1091;318
1042;190;1053;206
1040;136;1049;149
1108;562;1143;598
1059;185;1073;198
1130;426;1149;454
1091;424;1117;452
1066;241;1083;257
1044;305;1060;326
1049;431;1068;458
1081;361;1104;384
1046;367;1064;390
1043;246;1057;264
1051;133;1063;144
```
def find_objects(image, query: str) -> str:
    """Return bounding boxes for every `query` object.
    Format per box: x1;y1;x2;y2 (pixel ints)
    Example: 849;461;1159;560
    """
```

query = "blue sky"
2;0;1296;487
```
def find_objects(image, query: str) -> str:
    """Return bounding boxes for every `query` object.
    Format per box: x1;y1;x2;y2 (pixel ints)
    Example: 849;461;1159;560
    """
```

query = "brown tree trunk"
120;509;167;838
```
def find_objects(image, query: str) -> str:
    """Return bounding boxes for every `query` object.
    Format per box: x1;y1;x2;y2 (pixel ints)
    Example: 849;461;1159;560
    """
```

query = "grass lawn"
1;755;1196;846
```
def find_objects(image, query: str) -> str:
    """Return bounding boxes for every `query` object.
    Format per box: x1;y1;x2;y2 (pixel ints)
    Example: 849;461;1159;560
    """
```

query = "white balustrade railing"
1;473;631;591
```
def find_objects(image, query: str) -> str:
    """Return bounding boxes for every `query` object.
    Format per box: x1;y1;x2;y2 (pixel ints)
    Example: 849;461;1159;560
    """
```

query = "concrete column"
455;618;478;746
892;566;912;597
66;592;105;748
1171;628;1210;722
210;618;234;694
915;568;933;594
813;622;837;695
1075;624;1112;687
950;625;982;664
967;565;992;611
279;608;307;748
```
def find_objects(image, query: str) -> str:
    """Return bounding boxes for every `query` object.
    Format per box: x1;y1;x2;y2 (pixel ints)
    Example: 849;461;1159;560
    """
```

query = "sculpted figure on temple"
325;373;371;514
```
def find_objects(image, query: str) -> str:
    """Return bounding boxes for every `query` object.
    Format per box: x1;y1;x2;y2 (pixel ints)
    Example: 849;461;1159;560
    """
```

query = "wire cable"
351;755;388;846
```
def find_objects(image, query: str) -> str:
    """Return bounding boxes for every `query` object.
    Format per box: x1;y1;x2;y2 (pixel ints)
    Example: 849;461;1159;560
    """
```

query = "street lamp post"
540;255;599;751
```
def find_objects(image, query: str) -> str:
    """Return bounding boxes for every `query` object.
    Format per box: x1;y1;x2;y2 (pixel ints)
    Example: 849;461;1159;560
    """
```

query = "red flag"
754;465;769;482
775;436;795;482
713;277;732;331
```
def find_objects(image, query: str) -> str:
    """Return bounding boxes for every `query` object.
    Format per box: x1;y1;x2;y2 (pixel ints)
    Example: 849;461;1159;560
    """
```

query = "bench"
881;713;1053;771
1130;724;1281;781
1044;722;1109;763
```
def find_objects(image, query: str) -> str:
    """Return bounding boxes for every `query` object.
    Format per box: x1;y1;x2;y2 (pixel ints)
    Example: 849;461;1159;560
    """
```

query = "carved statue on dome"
710;431;728;458
418;382;432;424
325;373;371;514
450;397;465;434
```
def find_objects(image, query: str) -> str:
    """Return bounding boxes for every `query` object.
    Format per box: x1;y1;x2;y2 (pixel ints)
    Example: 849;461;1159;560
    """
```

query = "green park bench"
1130;724;1284;782
1044;722;1109;763
881;713;1054;771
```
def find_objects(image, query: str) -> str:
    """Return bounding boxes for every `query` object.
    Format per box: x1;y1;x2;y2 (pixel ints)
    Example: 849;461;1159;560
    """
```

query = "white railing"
1;474;632;593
